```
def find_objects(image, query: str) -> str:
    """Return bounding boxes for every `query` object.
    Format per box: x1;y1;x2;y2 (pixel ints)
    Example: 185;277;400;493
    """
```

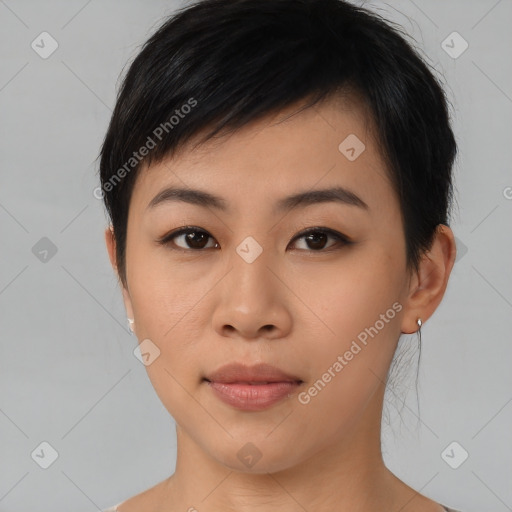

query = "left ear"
400;224;457;334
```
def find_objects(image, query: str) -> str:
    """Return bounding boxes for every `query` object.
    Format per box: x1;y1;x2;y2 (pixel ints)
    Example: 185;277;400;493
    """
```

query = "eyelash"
157;225;353;253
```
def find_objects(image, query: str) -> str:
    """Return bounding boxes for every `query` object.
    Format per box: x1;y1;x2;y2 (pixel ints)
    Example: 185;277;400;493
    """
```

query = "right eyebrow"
146;186;229;212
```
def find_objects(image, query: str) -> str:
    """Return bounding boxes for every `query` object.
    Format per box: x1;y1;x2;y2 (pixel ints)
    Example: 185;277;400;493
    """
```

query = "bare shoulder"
384;470;456;512
404;496;455;512
115;477;172;512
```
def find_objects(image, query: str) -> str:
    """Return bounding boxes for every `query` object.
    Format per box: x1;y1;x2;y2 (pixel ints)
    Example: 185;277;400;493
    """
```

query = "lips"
204;362;302;384
204;362;303;411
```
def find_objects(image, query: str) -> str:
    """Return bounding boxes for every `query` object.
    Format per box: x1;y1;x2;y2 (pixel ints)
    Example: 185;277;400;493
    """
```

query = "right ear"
104;225;135;323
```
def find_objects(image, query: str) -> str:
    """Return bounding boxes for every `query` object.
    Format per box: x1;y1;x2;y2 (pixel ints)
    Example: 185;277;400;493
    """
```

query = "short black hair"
98;0;457;288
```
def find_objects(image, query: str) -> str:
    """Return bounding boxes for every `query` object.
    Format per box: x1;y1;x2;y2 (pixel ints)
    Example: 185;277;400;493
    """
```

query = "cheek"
289;268;403;447
127;229;404;396
127;240;209;337
125;250;212;400
295;247;404;392
300;246;403;336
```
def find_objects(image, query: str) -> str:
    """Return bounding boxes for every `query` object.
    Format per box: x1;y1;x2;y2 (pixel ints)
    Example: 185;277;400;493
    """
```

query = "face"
109;95;418;473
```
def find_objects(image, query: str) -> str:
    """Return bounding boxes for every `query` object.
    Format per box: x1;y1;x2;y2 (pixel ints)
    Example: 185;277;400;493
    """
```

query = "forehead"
130;94;397;219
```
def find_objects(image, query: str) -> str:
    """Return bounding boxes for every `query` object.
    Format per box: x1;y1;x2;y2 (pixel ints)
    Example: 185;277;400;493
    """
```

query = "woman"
98;0;461;510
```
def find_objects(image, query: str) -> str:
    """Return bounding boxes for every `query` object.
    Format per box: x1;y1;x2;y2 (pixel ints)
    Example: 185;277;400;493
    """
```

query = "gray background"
1;1;511;511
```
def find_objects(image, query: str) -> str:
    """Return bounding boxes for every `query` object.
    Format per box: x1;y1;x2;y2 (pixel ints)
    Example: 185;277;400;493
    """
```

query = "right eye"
158;226;219;251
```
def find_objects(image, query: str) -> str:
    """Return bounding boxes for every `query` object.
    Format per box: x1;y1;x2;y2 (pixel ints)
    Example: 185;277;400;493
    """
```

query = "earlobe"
400;224;457;334
121;286;135;328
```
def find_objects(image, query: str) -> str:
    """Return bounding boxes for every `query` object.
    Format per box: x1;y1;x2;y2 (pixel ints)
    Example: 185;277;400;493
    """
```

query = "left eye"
289;228;351;251
158;226;351;252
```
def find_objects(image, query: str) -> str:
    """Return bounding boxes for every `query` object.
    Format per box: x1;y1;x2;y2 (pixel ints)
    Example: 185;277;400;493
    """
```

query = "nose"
211;247;293;341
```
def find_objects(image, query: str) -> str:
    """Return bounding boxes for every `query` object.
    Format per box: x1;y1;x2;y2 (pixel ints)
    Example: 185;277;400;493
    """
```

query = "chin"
207;438;306;475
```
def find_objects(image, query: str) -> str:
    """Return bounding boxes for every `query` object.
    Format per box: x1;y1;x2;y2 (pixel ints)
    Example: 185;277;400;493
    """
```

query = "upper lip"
204;362;302;384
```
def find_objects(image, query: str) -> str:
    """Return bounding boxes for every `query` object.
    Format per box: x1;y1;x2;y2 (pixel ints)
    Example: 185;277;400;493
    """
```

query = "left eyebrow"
146;185;369;213
274;186;369;213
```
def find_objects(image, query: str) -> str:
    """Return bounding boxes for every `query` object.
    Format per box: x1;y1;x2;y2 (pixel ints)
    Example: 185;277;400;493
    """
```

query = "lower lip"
205;380;302;411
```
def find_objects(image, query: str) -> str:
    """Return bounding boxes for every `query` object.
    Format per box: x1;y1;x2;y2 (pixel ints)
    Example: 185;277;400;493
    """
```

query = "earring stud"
127;317;135;332
417;318;422;329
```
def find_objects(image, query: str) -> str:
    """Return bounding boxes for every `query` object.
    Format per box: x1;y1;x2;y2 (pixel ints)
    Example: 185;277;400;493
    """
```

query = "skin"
105;93;456;512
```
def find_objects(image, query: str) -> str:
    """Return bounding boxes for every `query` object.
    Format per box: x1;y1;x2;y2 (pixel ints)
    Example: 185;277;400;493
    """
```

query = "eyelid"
157;225;217;249
290;226;352;244
158;225;353;251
